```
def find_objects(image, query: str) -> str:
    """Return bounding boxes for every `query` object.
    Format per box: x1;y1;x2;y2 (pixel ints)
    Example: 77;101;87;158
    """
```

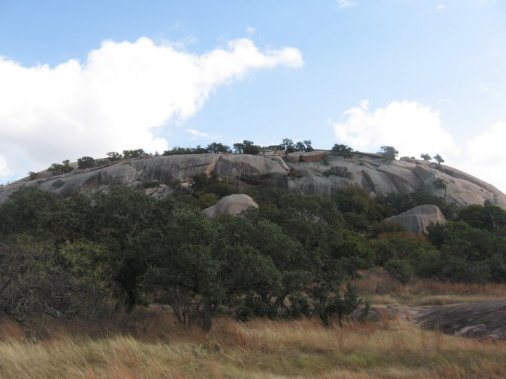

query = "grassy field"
355;268;506;306
0;316;506;378
1;271;505;379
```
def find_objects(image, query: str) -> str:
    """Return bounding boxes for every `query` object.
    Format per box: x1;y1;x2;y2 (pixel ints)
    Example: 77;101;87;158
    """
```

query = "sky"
0;0;505;192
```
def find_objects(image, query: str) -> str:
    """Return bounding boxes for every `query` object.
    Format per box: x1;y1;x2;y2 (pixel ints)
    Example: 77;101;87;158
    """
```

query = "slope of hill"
1;151;505;208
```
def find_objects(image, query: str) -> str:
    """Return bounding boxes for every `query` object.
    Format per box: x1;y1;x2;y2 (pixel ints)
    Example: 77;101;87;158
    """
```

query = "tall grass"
0;316;505;378
355;268;506;306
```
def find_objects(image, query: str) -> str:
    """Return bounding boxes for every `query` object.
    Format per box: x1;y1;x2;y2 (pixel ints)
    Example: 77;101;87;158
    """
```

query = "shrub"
233;140;260;155
47;160;73;175
106;152;123;161
379;146;398;161
385;259;413;284
77;156;96;169
331;144;354;158
322;166;353;179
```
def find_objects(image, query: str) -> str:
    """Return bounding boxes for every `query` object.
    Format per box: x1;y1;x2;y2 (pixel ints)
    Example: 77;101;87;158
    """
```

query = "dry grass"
0;315;505;378
355;268;506;306
0;270;504;378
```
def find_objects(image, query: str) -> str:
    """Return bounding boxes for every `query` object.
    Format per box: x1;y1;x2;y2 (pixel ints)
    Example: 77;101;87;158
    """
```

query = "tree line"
1;173;505;331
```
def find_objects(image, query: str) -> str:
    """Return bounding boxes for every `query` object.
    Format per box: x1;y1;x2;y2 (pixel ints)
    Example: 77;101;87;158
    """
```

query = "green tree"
123;149;148;159
233;140;260;155
420;153;431;161
77;156;96;169
433;154;445;167
331;144;354;158
106;152;123;162
379;146;399;161
385;259;413;284
47;160;73;175
458;204;506;233
206;142;232;154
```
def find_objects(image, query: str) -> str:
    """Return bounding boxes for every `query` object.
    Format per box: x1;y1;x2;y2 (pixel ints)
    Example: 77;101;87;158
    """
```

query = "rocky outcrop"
202;194;258;218
1;151;506;209
417;301;506;340
383;205;447;235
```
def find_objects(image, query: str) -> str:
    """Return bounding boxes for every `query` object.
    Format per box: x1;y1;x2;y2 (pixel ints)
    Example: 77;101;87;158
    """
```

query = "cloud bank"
0;37;302;182
462;122;506;192
333;100;458;158
333;100;506;193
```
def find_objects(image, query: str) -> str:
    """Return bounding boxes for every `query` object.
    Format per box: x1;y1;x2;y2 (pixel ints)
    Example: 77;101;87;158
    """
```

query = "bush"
322;166;353;179
123;149;149;159
331;144;354;158
233;140;260;155
106;152;123;161
385;259;413;284
379;146;398;161
77;156;96;169
47;160;73;175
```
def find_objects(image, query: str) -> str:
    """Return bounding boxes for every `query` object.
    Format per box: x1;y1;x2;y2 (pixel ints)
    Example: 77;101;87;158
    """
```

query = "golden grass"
0;316;505;378
355;268;506;306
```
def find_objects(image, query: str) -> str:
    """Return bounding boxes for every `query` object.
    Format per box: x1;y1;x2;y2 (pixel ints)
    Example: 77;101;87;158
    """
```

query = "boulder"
299;151;327;163
202;194;258;218
383;204;446;235
214;154;289;177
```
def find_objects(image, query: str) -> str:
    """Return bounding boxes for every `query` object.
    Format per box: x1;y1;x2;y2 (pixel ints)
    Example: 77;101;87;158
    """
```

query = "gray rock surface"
417;301;506;340
383;204;447;235
202;194;258;218
1;151;506;209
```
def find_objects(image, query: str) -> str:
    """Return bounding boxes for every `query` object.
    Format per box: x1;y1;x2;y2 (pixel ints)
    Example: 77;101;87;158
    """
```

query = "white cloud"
458;122;506;192
333;100;506;193
0;37;302;182
0;155;7;177
186;128;210;139
337;0;355;9
333;100;458;158
436;4;446;11
246;26;257;36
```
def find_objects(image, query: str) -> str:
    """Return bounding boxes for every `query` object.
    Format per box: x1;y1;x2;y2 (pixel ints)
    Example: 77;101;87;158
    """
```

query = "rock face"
202;194;258;218
383;205;447;235
1;151;506;209
417;301;506;340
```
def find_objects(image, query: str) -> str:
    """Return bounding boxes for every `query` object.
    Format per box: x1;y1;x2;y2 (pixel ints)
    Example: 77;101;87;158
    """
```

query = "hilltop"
1;149;505;208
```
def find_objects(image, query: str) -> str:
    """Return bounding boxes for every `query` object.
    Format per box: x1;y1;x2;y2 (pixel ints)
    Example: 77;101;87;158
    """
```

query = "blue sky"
1;0;505;191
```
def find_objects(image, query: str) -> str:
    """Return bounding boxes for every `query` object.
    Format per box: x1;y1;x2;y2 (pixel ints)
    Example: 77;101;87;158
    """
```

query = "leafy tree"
280;139;313;153
123;149;149;159
331;144;354;158
142;243;223;331
428;221;506;282
206;142;232;154
281;139;296;153
47;160;73;175
0;187;66;238
420;153;432;161
458;204;506;233
233;140;260;155
164;146;206;155
385;259;413;284
28;171;40;180
379;146;398;161
433;154;445;167
77;156;96;169
106;152;123;162
0;239;107;321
